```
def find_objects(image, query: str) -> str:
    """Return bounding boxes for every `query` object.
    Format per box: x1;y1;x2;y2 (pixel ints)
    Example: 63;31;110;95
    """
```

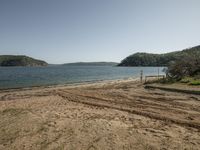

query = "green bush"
180;77;192;83
189;80;200;85
166;50;200;80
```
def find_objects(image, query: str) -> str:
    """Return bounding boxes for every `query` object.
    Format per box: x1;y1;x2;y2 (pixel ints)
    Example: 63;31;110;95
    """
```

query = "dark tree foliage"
166;51;200;80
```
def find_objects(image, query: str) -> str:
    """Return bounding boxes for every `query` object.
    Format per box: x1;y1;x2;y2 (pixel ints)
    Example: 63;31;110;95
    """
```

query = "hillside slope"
118;45;200;66
0;55;48;67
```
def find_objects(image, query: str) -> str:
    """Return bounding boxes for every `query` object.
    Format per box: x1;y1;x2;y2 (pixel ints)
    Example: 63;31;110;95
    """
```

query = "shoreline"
0;77;139;92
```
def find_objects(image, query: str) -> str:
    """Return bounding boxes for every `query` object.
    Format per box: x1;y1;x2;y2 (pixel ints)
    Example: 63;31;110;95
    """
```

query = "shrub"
165;51;200;80
190;80;200;86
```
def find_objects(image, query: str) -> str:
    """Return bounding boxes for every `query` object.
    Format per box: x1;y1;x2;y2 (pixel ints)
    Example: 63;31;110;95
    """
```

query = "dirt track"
0;79;200;150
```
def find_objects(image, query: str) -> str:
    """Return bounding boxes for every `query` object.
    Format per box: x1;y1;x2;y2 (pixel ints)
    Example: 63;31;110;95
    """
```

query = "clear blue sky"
0;0;200;64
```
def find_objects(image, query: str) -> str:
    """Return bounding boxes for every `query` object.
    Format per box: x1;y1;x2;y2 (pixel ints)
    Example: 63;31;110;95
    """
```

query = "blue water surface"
0;66;165;89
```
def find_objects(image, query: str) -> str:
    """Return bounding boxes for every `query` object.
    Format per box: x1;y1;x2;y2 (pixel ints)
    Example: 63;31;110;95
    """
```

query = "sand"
0;79;200;150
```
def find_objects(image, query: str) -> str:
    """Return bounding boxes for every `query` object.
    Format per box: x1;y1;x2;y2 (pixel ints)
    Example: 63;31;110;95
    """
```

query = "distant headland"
1;45;200;67
118;45;200;66
0;55;48;67
63;62;118;66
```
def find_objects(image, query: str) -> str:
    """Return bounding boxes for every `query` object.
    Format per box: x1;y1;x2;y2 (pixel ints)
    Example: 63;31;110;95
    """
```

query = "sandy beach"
0;79;200;150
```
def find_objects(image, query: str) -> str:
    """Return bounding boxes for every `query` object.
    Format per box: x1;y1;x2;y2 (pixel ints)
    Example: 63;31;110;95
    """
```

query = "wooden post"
140;70;143;83
158;67;160;79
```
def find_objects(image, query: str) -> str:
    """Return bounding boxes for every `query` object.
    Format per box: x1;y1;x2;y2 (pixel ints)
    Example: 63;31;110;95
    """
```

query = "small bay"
0;66;165;89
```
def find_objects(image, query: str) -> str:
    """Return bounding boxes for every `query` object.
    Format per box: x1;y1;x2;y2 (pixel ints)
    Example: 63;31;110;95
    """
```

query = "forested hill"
0;55;48;67
118;45;200;66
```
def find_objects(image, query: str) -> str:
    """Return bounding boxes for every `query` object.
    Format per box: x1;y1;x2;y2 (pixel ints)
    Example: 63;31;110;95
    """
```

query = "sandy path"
0;79;200;150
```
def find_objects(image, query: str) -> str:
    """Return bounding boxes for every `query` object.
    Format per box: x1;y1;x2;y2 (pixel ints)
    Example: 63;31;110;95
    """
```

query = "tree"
166;51;200;80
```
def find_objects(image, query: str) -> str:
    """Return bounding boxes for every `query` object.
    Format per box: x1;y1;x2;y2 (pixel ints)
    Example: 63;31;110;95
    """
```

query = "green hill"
63;62;118;66
0;55;48;67
118;45;200;66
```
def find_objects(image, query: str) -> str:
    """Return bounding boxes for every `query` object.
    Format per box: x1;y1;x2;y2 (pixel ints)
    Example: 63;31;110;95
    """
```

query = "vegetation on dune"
118;45;200;67
156;48;200;85
179;77;200;85
165;50;200;79
135;45;200;86
167;60;200;79
0;55;48;67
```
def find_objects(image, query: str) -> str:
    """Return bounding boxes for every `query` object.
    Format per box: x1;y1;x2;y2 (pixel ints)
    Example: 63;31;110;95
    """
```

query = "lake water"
0;66;165;89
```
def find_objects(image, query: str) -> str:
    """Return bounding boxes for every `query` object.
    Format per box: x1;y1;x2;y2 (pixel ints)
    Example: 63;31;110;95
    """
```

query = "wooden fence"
144;75;165;83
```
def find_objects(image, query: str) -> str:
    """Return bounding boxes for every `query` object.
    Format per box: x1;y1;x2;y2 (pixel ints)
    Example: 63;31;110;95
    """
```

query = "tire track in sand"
56;90;200;130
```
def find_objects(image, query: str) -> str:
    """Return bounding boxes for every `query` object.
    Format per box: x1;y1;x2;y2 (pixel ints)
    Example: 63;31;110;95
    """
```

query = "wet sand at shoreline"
0;79;200;150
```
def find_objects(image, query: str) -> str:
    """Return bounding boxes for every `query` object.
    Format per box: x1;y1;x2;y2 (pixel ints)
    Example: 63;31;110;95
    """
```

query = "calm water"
0;66;165;89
